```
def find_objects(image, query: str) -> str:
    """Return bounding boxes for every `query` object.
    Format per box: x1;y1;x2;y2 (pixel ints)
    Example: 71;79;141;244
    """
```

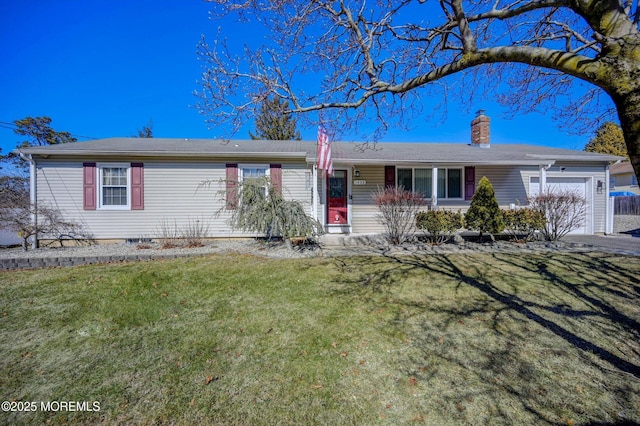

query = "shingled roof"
18;137;622;165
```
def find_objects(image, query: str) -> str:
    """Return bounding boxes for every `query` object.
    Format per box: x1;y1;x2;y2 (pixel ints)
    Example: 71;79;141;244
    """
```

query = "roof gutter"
306;158;558;167
19;150;309;159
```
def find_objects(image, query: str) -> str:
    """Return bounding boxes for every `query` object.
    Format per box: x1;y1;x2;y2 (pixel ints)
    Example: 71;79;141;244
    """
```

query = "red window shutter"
270;164;282;195
131;163;144;210
226;163;238;209
465;166;476;200
384;166;396;188
83;162;97;210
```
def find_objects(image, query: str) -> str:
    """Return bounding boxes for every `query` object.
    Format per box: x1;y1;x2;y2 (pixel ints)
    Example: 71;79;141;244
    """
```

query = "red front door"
327;170;348;225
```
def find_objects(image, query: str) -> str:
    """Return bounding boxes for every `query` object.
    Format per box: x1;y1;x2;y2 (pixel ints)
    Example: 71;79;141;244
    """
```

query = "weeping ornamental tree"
217;176;323;243
196;0;640;183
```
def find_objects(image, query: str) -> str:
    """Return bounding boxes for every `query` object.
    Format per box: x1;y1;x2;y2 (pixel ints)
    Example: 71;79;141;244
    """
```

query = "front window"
397;168;413;192
240;165;269;197
99;164;129;209
440;169;462;198
397;168;462;199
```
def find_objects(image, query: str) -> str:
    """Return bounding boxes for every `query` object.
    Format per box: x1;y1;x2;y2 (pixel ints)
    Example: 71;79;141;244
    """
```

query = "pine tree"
249;97;301;140
3;116;77;174
133;120;153;138
464;176;504;238
584;122;627;159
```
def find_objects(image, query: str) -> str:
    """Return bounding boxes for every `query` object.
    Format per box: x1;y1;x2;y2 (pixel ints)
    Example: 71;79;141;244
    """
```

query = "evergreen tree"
133;120;153;138
2;116;77;174
249;97;301;140
464;176;504;238
584;122;627;159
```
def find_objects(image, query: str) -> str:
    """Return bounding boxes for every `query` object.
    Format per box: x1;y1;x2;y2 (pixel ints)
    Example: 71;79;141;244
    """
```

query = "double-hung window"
396;167;463;199
240;165;269;197
99;164;130;209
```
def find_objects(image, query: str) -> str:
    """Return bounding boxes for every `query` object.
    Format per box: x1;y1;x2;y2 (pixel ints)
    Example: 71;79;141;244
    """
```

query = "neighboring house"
610;162;639;195
0;227;21;247
17;113;622;243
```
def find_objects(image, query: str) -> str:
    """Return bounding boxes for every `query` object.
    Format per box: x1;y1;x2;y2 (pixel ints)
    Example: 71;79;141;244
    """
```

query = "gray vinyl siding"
477;163;608;233
348;164;609;234
281;164;313;210
475;165;535;208
534;163;608;234
350;165;386;234
35;159;310;240
348;165;536;232
34;159;610;238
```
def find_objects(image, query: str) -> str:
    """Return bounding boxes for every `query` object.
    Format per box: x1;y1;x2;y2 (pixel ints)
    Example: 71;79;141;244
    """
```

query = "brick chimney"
471;110;490;148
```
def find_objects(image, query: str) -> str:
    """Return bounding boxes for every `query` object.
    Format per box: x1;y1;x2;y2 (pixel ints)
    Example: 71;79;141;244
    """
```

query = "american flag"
317;125;333;176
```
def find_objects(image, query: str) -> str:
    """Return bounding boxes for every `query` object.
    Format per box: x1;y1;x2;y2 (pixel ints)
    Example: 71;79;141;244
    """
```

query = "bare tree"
196;0;640;181
1;175;91;249
0;202;90;250
372;186;426;244
528;189;588;241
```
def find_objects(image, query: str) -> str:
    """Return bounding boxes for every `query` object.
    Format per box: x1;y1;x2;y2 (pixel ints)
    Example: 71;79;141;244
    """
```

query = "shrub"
416;210;464;244
464;176;504;238
502;208;546;242
182;218;210;247
156;218;182;248
372;186;426;244
528;189;587;241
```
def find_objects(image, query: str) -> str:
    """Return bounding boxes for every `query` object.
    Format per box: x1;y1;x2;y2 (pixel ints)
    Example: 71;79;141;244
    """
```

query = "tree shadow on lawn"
330;252;640;424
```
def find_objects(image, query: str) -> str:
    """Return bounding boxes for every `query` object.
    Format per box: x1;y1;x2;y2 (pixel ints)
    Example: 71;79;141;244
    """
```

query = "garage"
529;177;591;235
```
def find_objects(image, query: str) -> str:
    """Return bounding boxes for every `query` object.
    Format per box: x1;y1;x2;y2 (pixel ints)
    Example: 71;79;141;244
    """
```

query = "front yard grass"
1;251;639;425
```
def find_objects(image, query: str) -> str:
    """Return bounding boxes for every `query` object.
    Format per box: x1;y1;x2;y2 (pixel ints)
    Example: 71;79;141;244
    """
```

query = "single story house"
17;113;622;244
610;162;639;195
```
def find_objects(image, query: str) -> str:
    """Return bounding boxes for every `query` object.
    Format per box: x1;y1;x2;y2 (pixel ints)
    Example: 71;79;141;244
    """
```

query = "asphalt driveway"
565;234;640;255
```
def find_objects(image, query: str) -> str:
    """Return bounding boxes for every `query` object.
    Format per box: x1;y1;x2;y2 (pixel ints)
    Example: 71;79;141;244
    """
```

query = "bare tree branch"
197;0;640;179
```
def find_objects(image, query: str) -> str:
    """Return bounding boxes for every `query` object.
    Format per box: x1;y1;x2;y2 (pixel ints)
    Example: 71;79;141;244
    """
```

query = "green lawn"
1;251;639;425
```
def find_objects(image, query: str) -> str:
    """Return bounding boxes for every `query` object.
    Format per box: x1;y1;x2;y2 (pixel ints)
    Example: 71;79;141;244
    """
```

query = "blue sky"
0;0;612;158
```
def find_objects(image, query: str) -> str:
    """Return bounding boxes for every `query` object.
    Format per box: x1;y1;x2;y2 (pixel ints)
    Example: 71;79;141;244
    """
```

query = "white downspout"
539;164;552;194
312;164;318;223
19;152;37;249
605;160;620;234
431;167;438;209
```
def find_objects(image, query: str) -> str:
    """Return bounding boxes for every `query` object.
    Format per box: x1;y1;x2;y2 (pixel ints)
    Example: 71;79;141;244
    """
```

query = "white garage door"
529;177;590;235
